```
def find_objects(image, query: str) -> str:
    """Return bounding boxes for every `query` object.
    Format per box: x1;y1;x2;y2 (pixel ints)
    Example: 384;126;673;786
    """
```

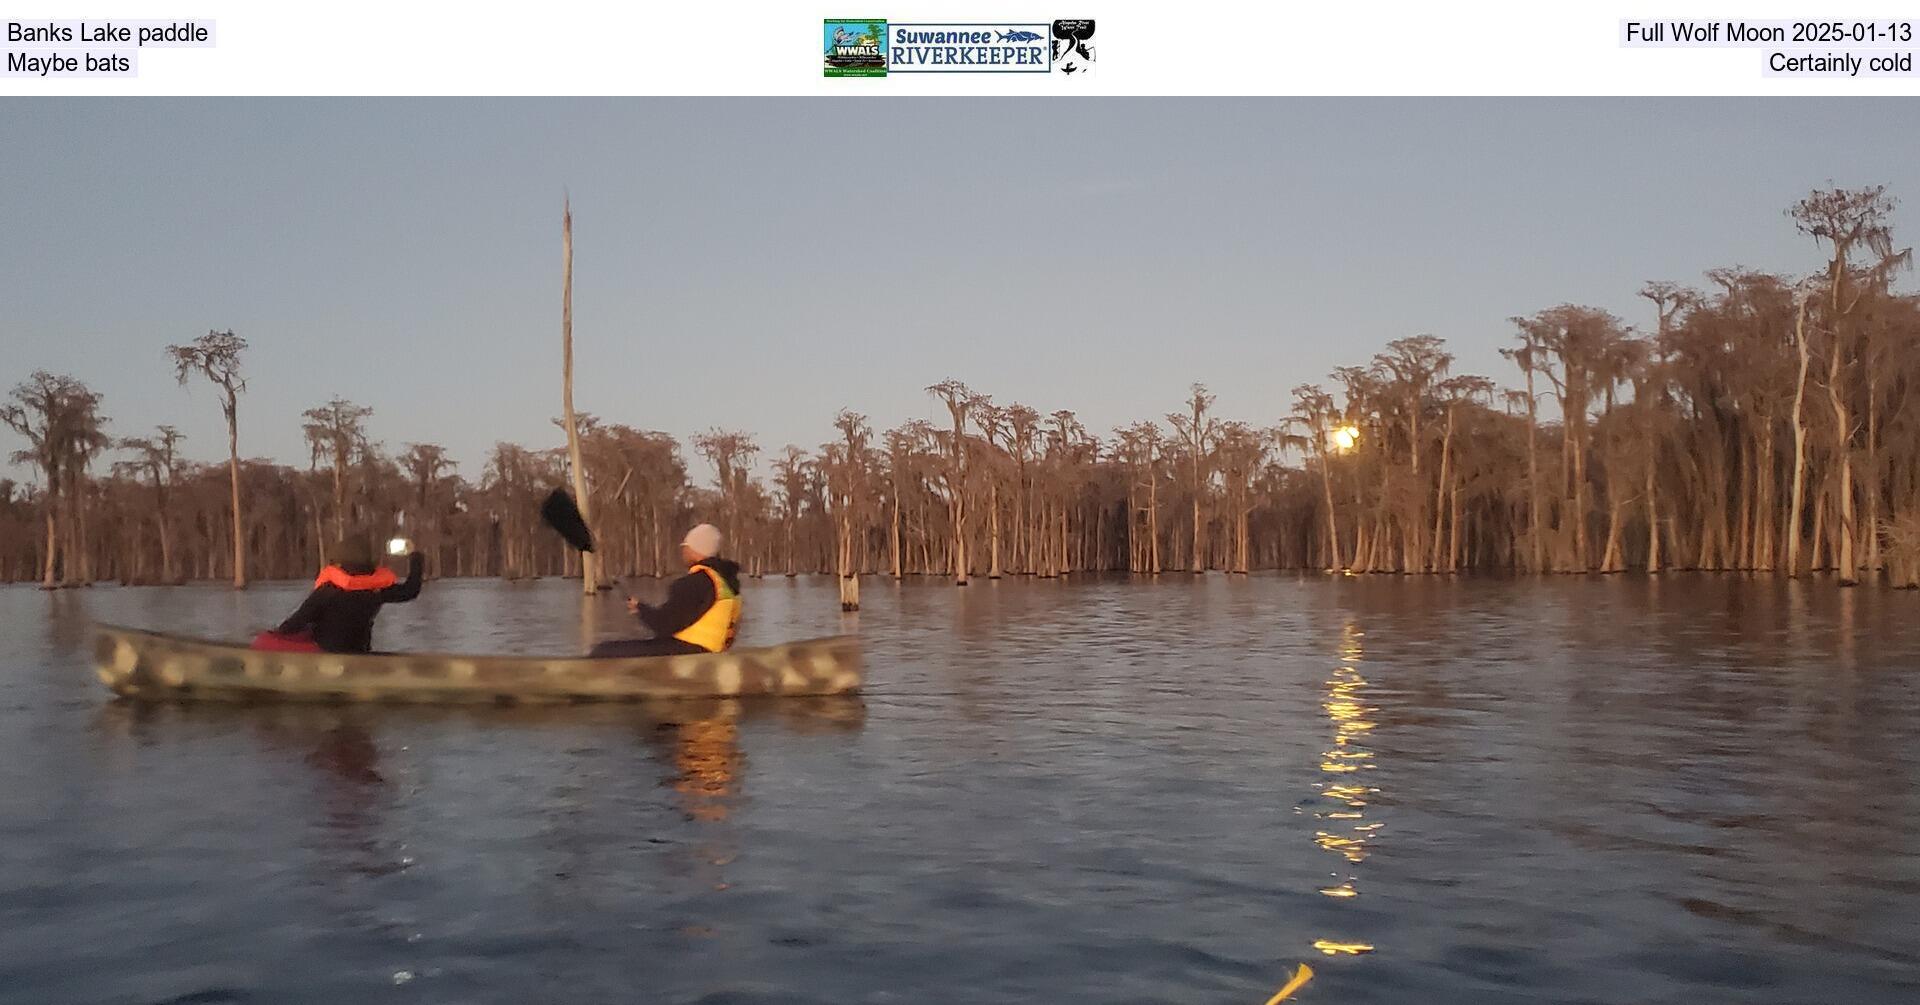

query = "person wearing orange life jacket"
267;534;425;653
590;523;742;658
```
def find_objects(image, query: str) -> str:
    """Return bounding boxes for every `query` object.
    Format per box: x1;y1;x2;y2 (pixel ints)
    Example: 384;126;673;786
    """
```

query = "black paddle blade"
541;488;595;552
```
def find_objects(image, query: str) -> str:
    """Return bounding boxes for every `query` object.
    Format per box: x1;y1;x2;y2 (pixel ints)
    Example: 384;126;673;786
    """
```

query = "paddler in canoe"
255;532;426;653
90;497;858;702
589;522;743;658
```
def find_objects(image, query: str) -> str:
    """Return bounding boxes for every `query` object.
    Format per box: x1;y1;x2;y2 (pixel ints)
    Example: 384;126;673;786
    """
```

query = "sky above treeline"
3;98;1917;485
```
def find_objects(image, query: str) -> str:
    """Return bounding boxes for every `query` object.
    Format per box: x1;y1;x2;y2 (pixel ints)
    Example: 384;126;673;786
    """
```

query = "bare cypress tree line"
6;185;1920;588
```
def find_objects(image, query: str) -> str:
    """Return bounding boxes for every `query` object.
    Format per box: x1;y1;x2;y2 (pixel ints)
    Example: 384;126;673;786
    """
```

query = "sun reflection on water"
1311;620;1378;956
667;711;743;824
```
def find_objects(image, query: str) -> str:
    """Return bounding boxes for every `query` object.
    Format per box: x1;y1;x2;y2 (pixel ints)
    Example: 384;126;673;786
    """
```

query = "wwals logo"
824;19;887;77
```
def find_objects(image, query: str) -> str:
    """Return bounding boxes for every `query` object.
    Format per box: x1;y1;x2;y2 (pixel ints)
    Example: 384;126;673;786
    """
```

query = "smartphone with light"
387;537;411;556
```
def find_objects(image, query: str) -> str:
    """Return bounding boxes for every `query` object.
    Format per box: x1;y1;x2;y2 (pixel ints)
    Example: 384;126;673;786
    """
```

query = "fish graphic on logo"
1052;19;1095;74
995;30;1045;43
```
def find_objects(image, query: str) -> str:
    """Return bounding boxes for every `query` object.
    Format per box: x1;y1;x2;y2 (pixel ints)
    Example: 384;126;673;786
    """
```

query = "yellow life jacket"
673;564;743;653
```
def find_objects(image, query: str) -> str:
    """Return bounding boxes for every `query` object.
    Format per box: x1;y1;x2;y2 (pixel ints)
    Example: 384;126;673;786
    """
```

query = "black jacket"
277;553;425;653
636;558;741;639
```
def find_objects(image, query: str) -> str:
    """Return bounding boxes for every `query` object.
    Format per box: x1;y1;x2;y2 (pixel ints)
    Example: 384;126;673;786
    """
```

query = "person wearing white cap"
589;523;743;658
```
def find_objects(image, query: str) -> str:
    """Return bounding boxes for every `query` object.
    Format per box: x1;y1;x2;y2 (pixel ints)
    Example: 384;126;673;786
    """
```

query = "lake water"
3;574;1918;1004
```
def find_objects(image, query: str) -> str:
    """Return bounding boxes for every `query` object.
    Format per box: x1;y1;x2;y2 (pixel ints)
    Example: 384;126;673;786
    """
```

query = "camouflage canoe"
92;624;862;704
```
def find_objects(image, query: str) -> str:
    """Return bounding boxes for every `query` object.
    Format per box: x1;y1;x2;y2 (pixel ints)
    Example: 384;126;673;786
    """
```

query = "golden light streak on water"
1310;619;1380;954
1313;832;1369;863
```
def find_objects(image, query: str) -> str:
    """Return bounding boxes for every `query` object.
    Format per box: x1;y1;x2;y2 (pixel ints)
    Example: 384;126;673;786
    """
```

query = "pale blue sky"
2;99;1915;485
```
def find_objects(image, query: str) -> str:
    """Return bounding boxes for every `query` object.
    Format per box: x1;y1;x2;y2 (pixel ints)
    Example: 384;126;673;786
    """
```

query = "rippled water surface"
3;574;1918;1004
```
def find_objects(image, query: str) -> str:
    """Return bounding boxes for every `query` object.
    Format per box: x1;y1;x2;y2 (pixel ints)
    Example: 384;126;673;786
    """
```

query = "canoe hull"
91;624;862;704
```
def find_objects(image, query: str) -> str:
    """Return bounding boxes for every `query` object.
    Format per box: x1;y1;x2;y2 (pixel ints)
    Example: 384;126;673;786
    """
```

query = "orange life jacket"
315;565;397;592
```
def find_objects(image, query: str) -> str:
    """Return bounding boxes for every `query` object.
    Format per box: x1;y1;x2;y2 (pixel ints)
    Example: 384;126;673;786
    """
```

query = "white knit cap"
682;523;722;558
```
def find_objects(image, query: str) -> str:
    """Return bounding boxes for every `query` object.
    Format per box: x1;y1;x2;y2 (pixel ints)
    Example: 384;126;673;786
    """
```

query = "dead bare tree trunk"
1811;475;1829;570
839;503;860;610
928;381;972;586
155;511;174;583
890;490;902;580
1429;407;1455;571
1865;376;1882;575
1645;458;1662;573
1523;368;1544;572
1753;428;1776;572
1601;494;1626;572
225;401;244;586
1448;482;1463;572
1828;346;1858;585
1147;446;1162;574
560;198;599;595
40;497;56;588
988;482;1002;579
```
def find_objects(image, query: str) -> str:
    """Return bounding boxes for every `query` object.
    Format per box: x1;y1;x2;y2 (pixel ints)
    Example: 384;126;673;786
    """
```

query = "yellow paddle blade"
1262;962;1315;1004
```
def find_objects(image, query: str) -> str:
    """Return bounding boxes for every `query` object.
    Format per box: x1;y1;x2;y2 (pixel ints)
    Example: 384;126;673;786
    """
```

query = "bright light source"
387;537;410;556
1329;425;1361;454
